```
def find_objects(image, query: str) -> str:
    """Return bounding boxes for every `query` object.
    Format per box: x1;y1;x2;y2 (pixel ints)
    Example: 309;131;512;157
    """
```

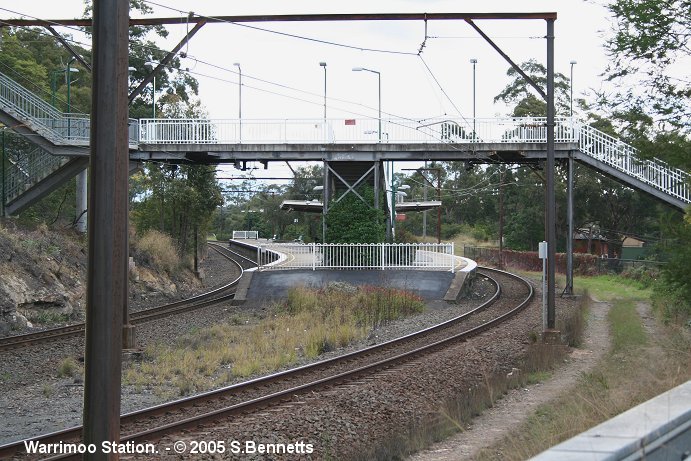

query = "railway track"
0;267;533;460
0;242;252;353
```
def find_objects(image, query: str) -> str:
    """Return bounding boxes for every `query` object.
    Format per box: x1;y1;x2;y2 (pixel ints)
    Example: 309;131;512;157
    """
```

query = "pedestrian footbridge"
0;70;688;216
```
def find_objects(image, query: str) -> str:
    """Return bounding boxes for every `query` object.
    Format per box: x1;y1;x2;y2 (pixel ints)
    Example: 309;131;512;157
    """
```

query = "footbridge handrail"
0;70;138;145
137;116;579;145
578;123;690;205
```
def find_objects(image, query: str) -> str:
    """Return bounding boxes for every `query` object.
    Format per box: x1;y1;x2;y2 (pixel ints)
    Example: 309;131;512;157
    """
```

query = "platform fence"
258;242;455;272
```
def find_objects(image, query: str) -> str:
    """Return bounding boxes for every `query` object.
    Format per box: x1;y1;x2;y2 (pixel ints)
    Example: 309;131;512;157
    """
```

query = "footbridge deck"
1;69;689;214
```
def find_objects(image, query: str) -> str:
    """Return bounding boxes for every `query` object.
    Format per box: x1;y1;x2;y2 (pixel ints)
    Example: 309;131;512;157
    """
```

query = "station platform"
227;239;477;306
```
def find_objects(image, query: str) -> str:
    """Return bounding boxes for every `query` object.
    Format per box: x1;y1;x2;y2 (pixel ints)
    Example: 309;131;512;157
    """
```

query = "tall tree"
603;0;690;142
494;59;571;117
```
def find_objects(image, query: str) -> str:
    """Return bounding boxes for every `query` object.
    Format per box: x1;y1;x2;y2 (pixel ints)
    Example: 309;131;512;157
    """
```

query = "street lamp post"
234;62;242;142
352;67;381;142
319;62;327;121
570;60;577;117
145;62;157;118
470;58;477;141
65;59;79;139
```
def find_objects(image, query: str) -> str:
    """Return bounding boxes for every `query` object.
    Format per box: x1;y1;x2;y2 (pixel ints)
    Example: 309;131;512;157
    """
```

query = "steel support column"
546;19;556;330
75;169;87;233
565;154;574;295
322;161;329;242
83;0;129;458
374;161;380;209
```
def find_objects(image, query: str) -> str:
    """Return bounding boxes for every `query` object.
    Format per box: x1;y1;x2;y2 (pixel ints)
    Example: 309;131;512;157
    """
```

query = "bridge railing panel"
137;117;578;145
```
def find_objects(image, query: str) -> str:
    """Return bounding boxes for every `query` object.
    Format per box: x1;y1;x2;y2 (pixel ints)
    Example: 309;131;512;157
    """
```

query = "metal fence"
463;245;665;275
232;230;258;239
258;242;455;271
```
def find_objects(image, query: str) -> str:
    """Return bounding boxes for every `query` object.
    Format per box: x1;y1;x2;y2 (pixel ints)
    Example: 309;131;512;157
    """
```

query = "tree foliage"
603;0;690;135
493;59;571;116
325;187;385;244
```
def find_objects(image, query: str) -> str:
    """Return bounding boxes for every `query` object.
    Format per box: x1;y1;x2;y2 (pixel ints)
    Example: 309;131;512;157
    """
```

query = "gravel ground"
0;248;240;445
0;269;493;446
152;277;545;460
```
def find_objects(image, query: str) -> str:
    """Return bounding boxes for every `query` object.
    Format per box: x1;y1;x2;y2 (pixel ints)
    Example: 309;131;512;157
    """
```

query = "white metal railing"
138;116;578;145
0;70;139;145
578;123;690;204
232;230;258;239
257;242;455;272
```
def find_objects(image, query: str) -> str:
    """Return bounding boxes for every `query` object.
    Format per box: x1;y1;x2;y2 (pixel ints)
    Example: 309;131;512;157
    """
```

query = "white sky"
2;0;614;189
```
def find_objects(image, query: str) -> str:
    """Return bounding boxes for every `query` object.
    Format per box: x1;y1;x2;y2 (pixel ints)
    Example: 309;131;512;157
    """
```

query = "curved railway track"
0;242;253;353
0;267;533;460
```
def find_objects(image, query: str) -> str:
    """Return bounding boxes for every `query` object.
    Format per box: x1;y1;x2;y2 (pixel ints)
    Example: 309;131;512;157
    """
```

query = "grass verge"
123;284;425;396
471;299;690;460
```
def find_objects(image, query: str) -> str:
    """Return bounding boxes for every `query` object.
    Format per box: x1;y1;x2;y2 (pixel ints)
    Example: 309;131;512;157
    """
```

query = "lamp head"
319;62;327;67
352;67;363;72
470;58;477;64
570;60;577;65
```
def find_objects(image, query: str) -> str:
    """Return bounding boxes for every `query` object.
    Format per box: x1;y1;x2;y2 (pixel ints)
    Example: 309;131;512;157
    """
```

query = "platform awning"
395;200;442;212
280;199;441;214
279;200;323;213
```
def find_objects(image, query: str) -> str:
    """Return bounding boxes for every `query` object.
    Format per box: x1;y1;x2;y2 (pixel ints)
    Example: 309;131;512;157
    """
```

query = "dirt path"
408;298;612;461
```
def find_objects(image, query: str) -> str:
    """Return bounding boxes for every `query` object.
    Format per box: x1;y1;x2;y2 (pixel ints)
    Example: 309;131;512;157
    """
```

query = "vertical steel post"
422;160;427;238
374;161;380;209
1;129;5;217
436;169;441;244
546;19;556;330
76;169;88;233
1;129;5;218
83;0;128;458
565;154;574;295
323;161;329;242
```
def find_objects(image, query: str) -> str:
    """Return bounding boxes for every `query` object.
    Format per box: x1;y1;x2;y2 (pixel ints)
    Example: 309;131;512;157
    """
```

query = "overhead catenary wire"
144;0;419;56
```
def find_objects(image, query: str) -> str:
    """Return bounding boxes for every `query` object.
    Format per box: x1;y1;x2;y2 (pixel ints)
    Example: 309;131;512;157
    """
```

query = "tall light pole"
234;62;242;142
470;58;477;141
65;60;79;139
569;60;577;117
352;67;381;142
145;62;157;118
319;62;327;121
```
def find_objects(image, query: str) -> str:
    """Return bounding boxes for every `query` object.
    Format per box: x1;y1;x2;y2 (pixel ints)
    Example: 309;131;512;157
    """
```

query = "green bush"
325;186;386;243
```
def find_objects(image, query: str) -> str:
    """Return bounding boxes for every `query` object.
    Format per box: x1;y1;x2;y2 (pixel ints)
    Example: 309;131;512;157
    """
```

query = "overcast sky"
2;0;614;188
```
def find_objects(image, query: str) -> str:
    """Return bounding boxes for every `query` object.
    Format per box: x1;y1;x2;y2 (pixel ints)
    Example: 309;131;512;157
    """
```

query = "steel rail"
0;267;533;459
0;243;246;352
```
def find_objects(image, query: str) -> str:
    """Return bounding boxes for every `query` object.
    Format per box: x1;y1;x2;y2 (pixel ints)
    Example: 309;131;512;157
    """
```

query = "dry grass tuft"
135;229;180;274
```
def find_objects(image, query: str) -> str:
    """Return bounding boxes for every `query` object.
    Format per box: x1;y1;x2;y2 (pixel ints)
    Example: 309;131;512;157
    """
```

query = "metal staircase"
576;123;689;209
0;71;91;215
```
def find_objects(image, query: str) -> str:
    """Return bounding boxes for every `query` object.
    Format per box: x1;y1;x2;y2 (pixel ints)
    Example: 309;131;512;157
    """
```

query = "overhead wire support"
128;17;207;104
1;11;558;27
45;26;92;72
465;19;547;100
417;17;428;55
